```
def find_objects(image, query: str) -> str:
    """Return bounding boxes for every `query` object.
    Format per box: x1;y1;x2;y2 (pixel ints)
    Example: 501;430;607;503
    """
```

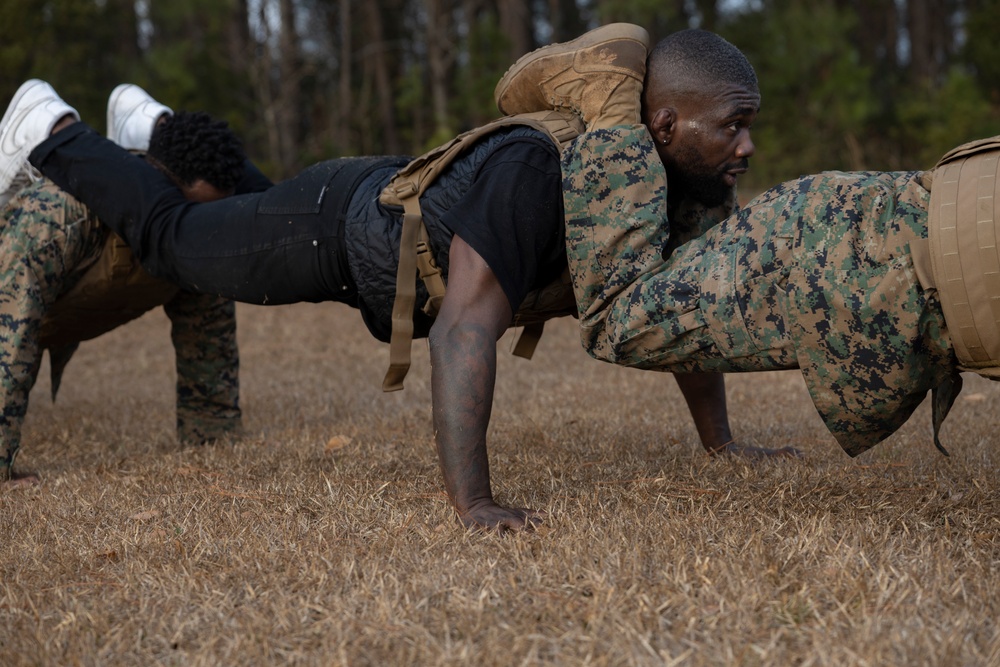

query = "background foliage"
3;0;998;189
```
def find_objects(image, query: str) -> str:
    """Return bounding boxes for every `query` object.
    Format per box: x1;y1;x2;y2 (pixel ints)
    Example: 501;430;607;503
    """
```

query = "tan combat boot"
493;23;649;131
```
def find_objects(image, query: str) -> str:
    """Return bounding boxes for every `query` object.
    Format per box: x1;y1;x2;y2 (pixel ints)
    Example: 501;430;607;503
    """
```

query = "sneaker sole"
0;80;76;194
106;83;134;140
494;23;650;110
106;83;171;148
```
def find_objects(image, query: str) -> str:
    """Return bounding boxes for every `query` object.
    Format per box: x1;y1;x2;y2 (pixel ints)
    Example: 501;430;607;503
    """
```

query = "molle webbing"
927;136;1000;378
378;110;584;391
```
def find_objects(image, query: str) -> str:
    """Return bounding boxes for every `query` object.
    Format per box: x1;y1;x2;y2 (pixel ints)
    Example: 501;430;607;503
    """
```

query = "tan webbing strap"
383;185;422;391
511;322;544;359
382;191;448;391
929;156;994;363
417;221;446;317
510;267;578;359
39;229;179;348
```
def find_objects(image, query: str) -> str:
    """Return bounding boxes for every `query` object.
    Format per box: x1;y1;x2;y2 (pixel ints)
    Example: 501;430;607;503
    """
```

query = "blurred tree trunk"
245;0;302;179
276;0;302;172
907;0;953;84
248;0;286;174
108;0;140;64
227;0;254;95
595;0;688;40
844;0;898;126
694;0;719;31
425;0;455;137
364;1;401;154
336;0;353;155
548;0;585;42
849;0;899;71
497;0;533;60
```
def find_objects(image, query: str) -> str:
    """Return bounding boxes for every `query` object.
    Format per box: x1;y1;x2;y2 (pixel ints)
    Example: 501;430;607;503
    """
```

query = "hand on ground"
458;500;544;533
715;442;804;459
2;471;40;490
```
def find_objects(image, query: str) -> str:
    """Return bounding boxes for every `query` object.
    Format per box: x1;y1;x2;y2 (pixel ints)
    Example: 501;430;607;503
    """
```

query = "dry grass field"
2;302;999;666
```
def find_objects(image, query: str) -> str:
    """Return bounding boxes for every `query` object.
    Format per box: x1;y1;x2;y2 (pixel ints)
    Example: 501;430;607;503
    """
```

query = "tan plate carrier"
927;136;1000;379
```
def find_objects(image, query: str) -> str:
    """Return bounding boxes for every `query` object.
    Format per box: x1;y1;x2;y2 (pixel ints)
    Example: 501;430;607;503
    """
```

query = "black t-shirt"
437;137;566;313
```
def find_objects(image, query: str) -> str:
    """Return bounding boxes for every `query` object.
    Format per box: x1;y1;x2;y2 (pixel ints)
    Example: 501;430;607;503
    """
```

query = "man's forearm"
674;371;804;460
426;235;540;531
673;372;733;453
429;321;497;519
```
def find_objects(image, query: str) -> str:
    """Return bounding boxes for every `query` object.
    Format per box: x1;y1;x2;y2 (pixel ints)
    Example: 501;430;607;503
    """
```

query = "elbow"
428;313;458;351
428;313;502;369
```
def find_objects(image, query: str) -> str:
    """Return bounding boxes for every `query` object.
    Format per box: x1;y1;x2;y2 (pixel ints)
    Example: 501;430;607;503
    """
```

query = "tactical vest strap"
379;111;583;391
417;222;446;317
383;188;421;392
927;135;1000;378
39;230;178;348
511;322;545;358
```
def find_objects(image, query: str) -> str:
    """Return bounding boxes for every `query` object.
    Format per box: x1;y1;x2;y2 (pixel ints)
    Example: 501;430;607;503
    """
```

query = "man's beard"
667;147;745;208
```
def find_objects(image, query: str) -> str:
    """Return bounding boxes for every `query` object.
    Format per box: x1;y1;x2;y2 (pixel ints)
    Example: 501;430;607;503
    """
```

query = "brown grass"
2;303;999;666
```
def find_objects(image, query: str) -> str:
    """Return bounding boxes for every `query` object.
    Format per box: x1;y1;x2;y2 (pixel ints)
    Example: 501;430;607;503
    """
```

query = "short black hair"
645;29;758;104
147;111;246;191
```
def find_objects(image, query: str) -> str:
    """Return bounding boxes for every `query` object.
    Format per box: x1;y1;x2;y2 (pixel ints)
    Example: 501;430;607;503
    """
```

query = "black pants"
30;123;384;306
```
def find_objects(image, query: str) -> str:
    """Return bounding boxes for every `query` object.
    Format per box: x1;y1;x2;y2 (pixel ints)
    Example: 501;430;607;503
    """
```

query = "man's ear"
648;108;676;146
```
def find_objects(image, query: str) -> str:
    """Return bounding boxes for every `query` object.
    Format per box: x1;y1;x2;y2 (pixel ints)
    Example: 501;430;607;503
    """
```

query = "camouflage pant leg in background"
0;181;102;476
164;292;242;444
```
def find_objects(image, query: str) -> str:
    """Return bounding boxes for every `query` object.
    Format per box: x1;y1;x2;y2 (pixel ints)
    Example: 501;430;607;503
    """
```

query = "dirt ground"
1;302;998;666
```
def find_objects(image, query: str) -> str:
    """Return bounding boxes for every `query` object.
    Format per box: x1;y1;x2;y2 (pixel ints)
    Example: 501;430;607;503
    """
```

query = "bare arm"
673;372;732;452
428;236;542;531
674;372;802;458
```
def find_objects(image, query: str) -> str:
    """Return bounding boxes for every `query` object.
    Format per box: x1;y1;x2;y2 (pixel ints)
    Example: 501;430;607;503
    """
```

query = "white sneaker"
107;83;172;151
0;79;79;204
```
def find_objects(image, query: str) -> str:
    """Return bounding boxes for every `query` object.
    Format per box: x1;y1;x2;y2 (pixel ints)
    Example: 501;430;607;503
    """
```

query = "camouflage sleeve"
561;126;786;374
0;181;101;476
561;125;698;369
561;125;671;327
163;291;242;444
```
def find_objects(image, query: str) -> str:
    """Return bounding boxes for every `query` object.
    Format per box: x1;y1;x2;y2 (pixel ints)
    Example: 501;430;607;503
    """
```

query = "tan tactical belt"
927;135;1000;378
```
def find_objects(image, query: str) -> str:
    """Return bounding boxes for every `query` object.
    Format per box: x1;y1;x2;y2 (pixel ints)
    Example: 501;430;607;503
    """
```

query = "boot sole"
494;23;650;112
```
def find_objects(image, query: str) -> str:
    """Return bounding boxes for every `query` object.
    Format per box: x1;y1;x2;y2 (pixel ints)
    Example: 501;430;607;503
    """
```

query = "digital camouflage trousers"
561;125;957;456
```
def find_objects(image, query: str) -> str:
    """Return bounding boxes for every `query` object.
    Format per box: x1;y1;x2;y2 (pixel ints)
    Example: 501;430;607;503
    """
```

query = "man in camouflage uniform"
0;86;255;483
502;29;969;457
